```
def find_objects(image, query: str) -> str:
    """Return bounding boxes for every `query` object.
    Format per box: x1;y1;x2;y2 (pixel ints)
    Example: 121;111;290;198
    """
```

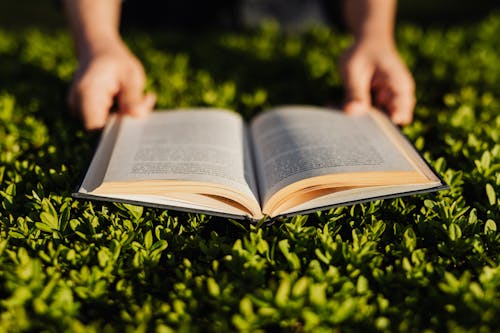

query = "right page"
250;105;445;217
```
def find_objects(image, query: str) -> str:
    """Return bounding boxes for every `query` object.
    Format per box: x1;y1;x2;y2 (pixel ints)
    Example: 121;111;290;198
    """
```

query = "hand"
68;40;156;130
340;40;415;125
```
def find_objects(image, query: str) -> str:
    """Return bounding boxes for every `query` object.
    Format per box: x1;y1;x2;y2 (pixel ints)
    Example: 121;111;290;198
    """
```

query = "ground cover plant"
0;11;499;333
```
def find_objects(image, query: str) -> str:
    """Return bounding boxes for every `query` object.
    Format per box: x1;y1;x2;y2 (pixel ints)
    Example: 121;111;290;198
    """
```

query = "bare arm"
343;0;396;45
64;0;122;60
341;0;415;125
63;0;155;130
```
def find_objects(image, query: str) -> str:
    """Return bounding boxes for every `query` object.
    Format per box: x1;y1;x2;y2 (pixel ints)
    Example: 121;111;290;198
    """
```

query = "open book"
73;105;448;221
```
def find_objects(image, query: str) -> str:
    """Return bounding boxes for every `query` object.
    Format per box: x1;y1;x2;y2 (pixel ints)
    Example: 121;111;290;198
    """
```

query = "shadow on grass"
127;28;344;118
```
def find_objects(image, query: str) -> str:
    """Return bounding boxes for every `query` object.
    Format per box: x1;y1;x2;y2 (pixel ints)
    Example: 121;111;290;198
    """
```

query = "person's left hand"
340;39;415;125
68;39;155;130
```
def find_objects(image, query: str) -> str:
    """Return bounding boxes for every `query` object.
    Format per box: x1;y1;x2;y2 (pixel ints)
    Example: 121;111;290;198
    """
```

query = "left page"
76;109;261;218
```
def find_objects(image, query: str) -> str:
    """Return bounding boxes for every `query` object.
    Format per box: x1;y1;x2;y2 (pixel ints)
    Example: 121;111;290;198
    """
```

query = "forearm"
343;0;397;47
63;0;123;60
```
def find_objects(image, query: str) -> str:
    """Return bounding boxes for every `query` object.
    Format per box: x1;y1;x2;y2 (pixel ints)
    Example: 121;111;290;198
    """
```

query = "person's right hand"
68;40;156;130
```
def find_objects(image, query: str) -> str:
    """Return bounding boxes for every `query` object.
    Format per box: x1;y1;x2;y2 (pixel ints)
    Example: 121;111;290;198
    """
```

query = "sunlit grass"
0;14;499;332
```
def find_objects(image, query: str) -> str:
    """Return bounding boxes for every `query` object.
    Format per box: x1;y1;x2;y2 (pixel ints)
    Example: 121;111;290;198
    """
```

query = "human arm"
63;0;155;130
341;0;415;125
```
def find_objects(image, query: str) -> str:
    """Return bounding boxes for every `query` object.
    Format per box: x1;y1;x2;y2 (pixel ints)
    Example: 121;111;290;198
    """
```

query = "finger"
136;92;156;117
387;93;416;125
342;62;373;115
344;100;370;116
79;86;116;130
117;70;148;116
387;76;415;125
118;92;156;119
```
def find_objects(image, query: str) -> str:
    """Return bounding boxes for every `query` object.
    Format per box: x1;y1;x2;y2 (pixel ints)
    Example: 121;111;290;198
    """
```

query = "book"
73;105;448;221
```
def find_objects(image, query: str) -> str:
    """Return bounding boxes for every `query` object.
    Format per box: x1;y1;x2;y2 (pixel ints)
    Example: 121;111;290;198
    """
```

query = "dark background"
0;0;499;31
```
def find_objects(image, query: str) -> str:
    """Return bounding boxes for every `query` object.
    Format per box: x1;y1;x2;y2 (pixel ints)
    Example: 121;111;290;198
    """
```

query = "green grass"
0;12;499;332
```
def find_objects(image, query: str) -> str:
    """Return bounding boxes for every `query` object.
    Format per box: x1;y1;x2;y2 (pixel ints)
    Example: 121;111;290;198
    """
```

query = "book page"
279;183;443;216
79;114;121;194
250;106;416;204
101;109;259;203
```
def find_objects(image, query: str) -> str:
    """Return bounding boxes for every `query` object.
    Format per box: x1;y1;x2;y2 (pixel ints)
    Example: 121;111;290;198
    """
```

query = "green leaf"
403;227;417;251
59;202;71;233
122;203;143;220
97;248;111;268
292;276;309;297
332;298;357;323
207;277;220;297
144;230;153;249
0;183;16;204
448;223;462;241
40;212;58;230
35;222;53;233
275;277;291;307
309;283;326;306
481;151;491;170
278;239;301;270
151;239;168;252
440;272;460;294
239;297;254;318
485;183;496;206
468;208;478;224
484;219;497;234
424;199;435;209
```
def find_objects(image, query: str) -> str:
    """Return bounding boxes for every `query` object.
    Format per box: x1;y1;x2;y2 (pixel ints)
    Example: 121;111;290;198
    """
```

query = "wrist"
353;33;396;52
76;35;124;62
